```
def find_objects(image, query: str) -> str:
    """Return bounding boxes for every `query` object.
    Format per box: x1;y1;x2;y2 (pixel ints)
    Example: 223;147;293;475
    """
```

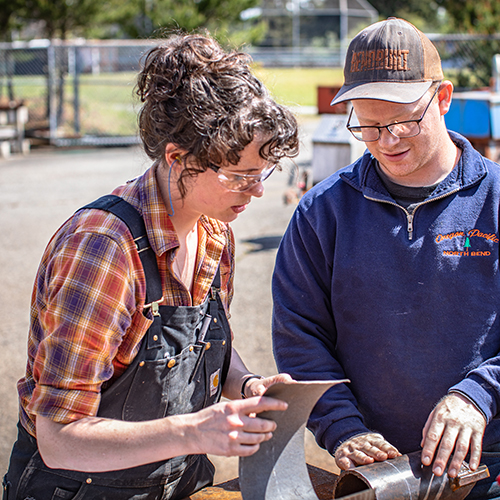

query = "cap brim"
330;81;433;106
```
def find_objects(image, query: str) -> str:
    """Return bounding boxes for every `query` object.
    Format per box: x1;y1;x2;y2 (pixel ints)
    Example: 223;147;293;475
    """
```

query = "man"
272;17;500;498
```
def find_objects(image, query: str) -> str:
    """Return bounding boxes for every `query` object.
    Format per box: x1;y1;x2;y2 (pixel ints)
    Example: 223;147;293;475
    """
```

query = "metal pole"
143;0;153;36
292;0;300;64
6;49;14;102
47;43;57;144
493;54;500;93
0;49;4;101
340;0;348;64
70;46;80;135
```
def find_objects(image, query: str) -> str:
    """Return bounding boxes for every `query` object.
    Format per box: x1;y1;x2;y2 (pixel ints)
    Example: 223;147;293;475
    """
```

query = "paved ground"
0;114;340;484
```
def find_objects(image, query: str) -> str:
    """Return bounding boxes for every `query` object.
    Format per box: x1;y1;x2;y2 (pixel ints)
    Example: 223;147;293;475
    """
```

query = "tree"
434;0;500;88
0;0;25;42
21;0;104;40
364;0;444;31
363;0;500;88
0;0;25;101
436;0;500;35
16;0;106;125
92;0;266;47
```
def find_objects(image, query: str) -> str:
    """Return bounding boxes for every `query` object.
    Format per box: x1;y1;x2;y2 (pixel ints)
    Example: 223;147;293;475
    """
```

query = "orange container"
317;86;347;114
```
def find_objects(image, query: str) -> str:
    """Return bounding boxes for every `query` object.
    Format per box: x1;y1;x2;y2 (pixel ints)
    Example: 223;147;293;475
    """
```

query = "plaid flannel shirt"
18;165;235;437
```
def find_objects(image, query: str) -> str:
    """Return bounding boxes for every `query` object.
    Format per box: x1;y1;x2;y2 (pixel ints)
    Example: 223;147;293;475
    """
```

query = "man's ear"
438;80;454;116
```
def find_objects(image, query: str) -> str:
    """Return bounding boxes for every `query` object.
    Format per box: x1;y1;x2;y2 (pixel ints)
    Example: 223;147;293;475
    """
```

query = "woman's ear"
438;80;454;116
164;144;185;167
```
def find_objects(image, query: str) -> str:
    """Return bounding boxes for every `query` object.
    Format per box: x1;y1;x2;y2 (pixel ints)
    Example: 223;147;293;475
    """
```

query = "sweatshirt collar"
341;131;487;201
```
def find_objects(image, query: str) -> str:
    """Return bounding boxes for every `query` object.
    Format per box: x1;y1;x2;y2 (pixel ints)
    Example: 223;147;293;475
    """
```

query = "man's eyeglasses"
346;83;441;143
208;162;276;192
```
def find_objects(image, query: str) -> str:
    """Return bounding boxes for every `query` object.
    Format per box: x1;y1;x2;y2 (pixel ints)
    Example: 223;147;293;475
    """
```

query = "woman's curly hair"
136;32;299;196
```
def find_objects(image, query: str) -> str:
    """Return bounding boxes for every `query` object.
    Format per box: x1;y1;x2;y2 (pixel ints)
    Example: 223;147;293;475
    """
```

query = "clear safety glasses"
208;162;277;192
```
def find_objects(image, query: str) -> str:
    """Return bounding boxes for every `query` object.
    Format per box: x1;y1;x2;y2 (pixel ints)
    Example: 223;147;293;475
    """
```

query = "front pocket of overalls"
16;452;90;500
21;473;166;500
52;484;88;500
203;339;228;407
123;344;203;421
17;451;173;499
122;358;169;421
162;344;206;417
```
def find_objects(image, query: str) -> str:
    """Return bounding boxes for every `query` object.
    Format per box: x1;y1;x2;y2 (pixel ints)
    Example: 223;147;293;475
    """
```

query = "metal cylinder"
332;451;488;500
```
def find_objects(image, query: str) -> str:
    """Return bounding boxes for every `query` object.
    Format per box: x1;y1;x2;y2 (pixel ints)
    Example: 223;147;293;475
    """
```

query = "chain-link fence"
429;33;500;91
0;40;157;147
0;35;499;147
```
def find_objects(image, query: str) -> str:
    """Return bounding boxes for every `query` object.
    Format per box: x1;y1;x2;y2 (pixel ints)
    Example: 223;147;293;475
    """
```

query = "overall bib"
3;196;232;500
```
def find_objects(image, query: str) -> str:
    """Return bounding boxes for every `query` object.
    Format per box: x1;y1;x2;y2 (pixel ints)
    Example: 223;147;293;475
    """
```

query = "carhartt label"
210;368;220;397
350;49;410;72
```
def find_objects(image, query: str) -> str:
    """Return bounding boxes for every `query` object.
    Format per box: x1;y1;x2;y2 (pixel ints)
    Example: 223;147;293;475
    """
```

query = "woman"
3;33;299;499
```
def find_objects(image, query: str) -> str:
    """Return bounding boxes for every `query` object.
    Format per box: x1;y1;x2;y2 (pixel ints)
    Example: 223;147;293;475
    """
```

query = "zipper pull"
407;213;414;240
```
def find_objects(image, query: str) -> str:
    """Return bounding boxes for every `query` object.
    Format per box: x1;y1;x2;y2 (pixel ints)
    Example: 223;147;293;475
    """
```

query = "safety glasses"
208;162;277;192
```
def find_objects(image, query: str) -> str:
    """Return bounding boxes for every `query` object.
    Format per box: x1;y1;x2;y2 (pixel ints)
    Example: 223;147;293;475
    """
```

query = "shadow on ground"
241;235;283;253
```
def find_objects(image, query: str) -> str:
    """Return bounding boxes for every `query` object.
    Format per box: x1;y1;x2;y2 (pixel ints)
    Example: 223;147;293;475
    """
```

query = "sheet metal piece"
332;450;490;500
239;380;348;500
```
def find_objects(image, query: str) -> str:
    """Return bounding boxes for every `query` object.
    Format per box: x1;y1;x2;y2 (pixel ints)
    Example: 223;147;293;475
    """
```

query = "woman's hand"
184;395;288;457
243;373;294;398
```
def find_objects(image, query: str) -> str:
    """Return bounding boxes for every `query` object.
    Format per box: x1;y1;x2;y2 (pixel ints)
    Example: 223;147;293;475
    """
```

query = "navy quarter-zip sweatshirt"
272;131;500;455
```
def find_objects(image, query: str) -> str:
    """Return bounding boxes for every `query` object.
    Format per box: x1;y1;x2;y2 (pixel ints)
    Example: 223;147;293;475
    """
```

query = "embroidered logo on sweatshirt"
436;229;498;257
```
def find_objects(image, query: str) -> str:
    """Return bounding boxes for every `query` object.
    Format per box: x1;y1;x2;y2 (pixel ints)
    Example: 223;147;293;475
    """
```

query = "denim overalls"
3;196;232;500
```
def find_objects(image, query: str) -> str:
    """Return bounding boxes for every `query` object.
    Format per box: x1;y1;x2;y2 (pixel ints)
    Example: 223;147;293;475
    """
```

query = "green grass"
10;73;139;136
253;67;344;107
10;68;345;137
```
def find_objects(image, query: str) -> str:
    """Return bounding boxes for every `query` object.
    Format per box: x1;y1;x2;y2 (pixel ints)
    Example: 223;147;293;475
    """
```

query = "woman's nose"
248;181;264;198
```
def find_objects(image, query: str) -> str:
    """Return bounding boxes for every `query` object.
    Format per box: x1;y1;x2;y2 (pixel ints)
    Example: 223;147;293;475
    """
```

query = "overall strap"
208;264;231;386
209;265;221;318
80;194;163;308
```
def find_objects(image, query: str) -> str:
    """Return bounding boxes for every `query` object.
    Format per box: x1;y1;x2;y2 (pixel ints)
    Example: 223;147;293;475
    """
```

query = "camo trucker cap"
330;18;443;105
